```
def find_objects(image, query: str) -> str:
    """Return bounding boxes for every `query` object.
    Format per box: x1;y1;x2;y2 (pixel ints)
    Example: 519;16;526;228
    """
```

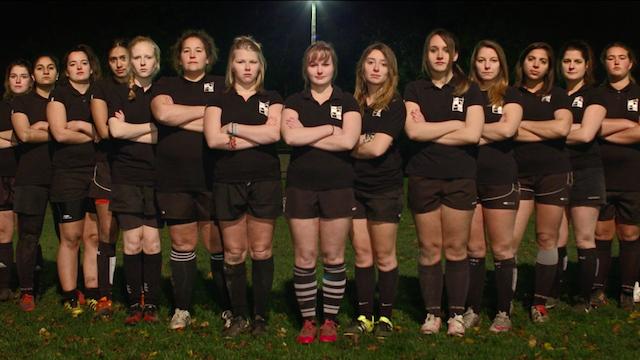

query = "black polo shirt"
152;74;224;192
477;87;521;185
403;78;483;179
284;86;360;190
206;89;283;183
598;82;640;191
12;92;53;185
109;84;155;186
91;78;128;162
354;94;405;192
49;82;95;170
513;86;571;177
566;85;602;171
0;100;16;176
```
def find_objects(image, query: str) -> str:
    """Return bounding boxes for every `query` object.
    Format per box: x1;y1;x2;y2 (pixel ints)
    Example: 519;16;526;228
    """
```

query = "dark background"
3;1;640;97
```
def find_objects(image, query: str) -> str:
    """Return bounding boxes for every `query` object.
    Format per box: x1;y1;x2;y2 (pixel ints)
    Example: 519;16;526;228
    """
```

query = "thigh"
468;204;486;256
534;202;564;248
570;206;599;248
247;215;275;259
0;210;14;243
168;221;199;249
369;221;398;270
289;218;319;267
513;199;535;244
483;207;517;259
441;204;473;260
413;208;443;265
319;217;350;264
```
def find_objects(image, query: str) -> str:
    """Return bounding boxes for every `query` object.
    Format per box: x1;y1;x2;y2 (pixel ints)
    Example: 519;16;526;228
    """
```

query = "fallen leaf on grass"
276;327;287;337
199;321;209;328
543;342;554;351
528;337;537;348
612;323;621;334
629;311;640;320
367;344;378;351
39;327;52;339
464;338;475;344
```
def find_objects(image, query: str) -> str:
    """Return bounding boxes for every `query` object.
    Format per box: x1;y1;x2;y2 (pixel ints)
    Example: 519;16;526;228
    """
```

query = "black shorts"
598;191;640;225
408;177;477;213
13;185;49;216
284;186;355;219
117;213;162;231
213;180;282;221
88;161;112;200
156;191;213;222
111;183;159;217
519;172;571;206
569;167;606;207
52;198;96;223
353;187;403;223
477;183;520;210
0;176;15;211
50;166;93;203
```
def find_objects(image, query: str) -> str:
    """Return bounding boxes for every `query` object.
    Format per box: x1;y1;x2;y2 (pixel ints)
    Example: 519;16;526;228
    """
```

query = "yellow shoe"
63;299;84;318
85;298;98;312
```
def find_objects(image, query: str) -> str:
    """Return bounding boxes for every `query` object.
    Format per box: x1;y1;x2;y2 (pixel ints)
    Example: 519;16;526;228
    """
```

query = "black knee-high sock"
533;249;558;306
378;267;398;318
354;265;375;318
224;262;248;318
418;263;442;318
143;253;162;306
446;259;469;317
210;252;231;311
619;240;640;296
322;263;346;321
577;248;597;301
467;257;485;313
170;249;197;310
594;240;612;291
0;242;13;290
494;258;516;314
16;214;44;294
124;253;143;306
294;266;317;321
551;246;568;298
252;257;274;319
97;242;116;298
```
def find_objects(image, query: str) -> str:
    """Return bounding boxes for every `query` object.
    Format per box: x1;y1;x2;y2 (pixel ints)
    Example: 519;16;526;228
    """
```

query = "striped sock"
170;248;196;310
322;263;346;321
294;266;317;321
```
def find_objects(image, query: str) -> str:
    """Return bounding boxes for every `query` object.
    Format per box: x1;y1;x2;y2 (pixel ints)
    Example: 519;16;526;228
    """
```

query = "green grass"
0;204;639;360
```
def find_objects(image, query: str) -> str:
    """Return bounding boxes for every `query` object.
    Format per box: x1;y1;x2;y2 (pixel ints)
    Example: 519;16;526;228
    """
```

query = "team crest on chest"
541;95;551;103
572;96;584;108
258;100;270;116
330;105;343;120
203;82;215;93
372;109;382;117
491;105;503;114
452;97;464;112
628;98;638;112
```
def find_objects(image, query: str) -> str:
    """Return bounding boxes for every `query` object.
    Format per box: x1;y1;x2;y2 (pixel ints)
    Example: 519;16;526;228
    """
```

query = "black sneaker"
373;316;394;339
620;293;636;311
222;316;250;338
251;316;267;336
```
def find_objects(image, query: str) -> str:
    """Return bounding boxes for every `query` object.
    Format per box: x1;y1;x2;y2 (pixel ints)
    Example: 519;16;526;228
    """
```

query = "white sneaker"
447;315;465;337
633;281;640;303
169;309;191;330
420;313;441;335
462;308;480;329
489;311;512;333
221;309;233;330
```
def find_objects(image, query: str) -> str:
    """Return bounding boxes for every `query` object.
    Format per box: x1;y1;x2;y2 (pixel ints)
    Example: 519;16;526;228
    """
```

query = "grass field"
0;203;639;360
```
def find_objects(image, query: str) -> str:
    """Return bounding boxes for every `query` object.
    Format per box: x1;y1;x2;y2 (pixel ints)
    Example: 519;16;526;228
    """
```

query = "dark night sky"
4;1;640;97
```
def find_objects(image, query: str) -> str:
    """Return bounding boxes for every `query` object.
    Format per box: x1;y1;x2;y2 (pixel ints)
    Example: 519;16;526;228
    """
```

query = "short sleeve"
376;95;405;139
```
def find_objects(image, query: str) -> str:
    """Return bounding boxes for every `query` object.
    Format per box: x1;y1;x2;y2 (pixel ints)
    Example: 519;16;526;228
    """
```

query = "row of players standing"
0;28;638;342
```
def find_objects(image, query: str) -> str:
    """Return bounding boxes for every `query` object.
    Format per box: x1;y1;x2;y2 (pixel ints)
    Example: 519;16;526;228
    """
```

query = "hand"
411;109;427;123
478;137;489;146
286;117;303;129
114;110;126;122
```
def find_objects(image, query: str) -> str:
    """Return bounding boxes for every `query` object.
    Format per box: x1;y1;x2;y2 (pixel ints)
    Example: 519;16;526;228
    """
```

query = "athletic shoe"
373;316;394;339
95;297;113;317
124;304;143;326
76;290;86;306
85;298;98;312
221;309;233;330
319;319;338;343
572;300;594;314
222;316;251;338
19;293;36;312
0;288;13;301
530;305;549;323
589;289;608;308
420;314;441;335
620;294;636;311
63;298;84;318
447;315;465;337
296;319;317;344
169;309;191;330
633;281;640;303
251;316;268;336
489;311;512;333
462;308;480;329
343;315;374;337
142;304;159;323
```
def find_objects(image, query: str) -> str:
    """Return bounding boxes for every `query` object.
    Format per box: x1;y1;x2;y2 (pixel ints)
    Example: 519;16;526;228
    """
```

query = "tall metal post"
311;1;317;43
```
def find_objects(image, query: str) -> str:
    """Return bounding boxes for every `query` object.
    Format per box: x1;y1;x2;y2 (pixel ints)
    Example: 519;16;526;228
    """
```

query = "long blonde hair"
469;40;509;107
127;36;161;101
354;42;399;112
225;36;266;92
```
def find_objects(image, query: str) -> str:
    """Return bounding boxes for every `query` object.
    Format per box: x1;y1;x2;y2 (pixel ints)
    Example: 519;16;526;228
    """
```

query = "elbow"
502;126;518;138
405;128;419;141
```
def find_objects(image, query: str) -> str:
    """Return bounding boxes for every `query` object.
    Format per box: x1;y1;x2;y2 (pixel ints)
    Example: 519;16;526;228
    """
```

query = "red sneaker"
19;293;35;312
142;304;159;323
319;319;338;343
95;296;113;317
124;304;144;326
296;319;317;344
76;290;86;306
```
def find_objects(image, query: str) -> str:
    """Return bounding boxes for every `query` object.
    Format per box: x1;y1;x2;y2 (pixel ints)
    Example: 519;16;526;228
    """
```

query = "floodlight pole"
311;1;317;43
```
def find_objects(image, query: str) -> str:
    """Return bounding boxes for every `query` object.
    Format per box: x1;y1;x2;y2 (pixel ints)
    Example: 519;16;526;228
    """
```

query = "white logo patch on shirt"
541;95;552;103
491;105;503;114
258;100;270;116
452;97;464;112
628;98;638;112
203;82;215;93
330;105;343;121
372;109;382;117
572;96;584;108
